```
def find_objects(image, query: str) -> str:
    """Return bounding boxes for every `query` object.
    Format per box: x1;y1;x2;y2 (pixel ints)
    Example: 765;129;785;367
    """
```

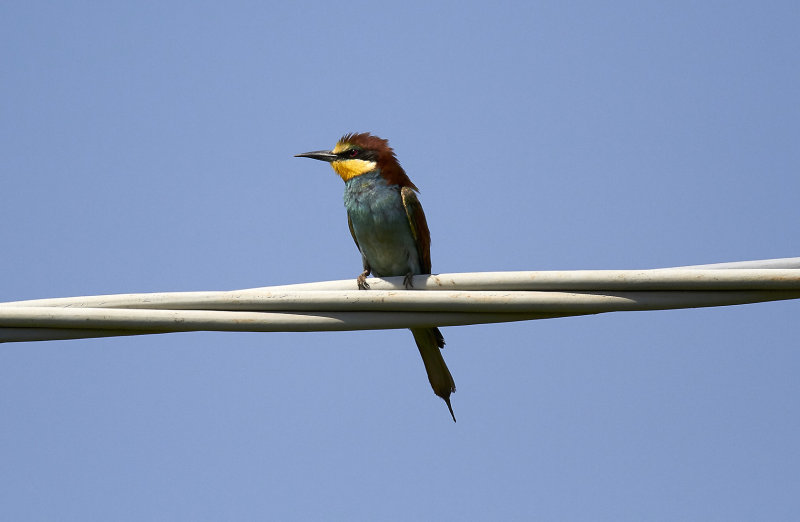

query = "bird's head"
295;132;417;189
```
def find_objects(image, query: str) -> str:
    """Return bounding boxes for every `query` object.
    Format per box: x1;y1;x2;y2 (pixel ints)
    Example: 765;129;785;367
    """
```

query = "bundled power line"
1;258;798;343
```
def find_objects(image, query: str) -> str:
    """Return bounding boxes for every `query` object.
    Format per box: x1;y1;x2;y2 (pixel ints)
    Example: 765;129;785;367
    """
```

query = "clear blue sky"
2;1;799;520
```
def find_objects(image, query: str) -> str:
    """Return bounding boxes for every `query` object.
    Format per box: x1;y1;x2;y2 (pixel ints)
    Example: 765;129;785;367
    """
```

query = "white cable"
1;258;798;343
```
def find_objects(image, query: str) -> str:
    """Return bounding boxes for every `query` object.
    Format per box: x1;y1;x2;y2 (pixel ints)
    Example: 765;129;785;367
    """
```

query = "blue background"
2;1;799;520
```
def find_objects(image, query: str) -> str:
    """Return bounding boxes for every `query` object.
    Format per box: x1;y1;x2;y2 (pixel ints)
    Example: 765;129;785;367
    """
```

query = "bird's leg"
357;262;371;290
403;272;415;289
357;270;371;290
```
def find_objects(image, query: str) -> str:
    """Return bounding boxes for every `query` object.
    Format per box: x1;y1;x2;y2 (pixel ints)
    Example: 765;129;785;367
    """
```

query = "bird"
295;132;457;421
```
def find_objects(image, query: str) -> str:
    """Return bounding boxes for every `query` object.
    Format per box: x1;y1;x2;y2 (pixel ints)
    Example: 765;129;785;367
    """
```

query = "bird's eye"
349;149;359;158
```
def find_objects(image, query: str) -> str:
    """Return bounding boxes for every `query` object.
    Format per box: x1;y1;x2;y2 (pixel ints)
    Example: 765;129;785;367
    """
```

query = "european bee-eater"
295;132;456;421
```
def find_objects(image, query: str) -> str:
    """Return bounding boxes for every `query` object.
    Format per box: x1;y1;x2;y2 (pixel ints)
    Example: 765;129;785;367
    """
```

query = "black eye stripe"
338;148;359;159
337;148;377;161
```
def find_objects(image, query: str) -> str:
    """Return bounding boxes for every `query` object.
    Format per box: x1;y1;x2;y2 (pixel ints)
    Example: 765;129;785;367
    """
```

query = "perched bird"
295;133;456;421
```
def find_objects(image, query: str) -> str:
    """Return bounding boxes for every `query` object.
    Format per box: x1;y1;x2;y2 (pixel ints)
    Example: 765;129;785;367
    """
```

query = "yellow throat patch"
330;159;378;181
330;142;377;181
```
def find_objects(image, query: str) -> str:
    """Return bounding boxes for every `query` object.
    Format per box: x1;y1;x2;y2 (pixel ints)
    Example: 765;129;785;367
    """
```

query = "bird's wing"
347;213;360;251
401;186;432;274
348;213;370;273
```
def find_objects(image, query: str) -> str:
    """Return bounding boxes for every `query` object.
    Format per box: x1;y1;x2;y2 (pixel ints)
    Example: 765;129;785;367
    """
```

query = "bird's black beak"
294;150;337;162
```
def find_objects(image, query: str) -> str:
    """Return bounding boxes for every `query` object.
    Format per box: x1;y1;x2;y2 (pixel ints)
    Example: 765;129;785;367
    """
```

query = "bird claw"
357;270;370;290
403;273;414;289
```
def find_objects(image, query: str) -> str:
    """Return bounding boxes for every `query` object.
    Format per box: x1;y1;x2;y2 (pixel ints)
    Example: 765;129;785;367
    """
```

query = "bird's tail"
410;327;456;422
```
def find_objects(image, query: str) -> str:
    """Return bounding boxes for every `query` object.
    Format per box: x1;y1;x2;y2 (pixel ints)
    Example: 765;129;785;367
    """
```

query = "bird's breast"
343;173;421;277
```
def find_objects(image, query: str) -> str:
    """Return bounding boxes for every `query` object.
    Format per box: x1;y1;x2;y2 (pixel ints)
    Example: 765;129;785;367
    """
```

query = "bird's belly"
344;174;423;277
349;209;421;277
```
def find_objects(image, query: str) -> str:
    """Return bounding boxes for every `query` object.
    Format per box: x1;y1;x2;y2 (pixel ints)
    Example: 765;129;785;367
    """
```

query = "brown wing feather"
401;186;432;274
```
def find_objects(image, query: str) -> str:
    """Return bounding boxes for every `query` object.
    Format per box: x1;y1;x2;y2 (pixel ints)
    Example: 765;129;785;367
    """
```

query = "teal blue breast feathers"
344;170;422;277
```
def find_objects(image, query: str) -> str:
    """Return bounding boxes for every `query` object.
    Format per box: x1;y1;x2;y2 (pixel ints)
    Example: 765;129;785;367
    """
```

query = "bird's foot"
403;272;415;289
357;270;370;290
